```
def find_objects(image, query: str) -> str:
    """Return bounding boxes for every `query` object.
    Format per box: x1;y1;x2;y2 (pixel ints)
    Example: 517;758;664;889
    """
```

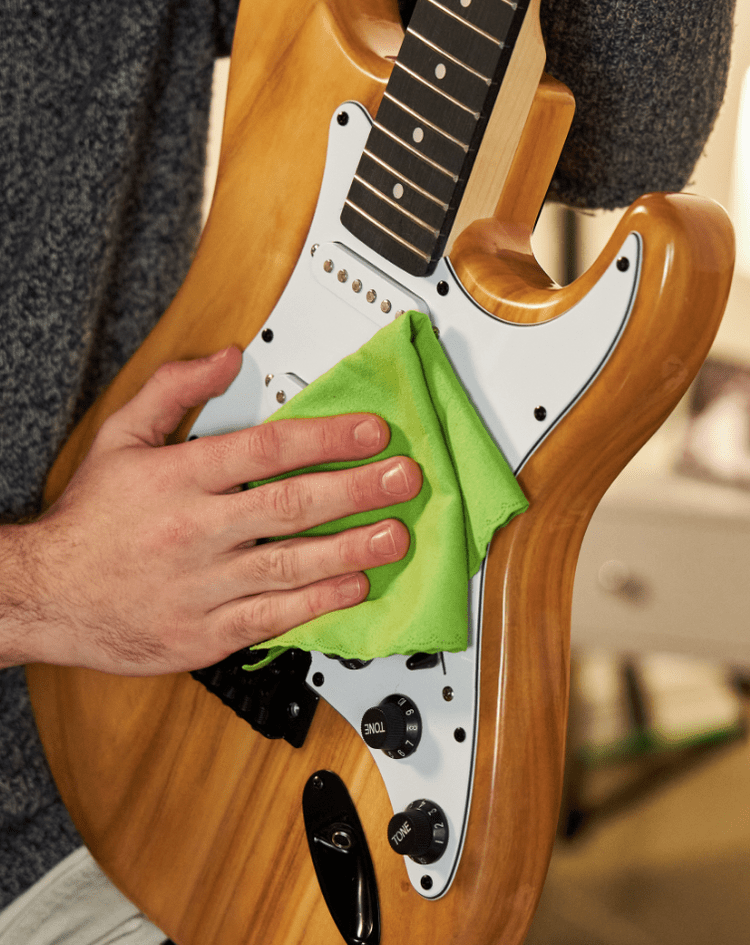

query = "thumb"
101;347;243;449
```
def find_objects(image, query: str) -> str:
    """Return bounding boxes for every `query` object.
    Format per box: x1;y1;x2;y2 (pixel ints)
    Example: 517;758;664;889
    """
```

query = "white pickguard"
189;103;640;898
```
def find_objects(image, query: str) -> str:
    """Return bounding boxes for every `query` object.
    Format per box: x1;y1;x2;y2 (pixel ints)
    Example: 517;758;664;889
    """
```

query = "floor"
525;681;750;945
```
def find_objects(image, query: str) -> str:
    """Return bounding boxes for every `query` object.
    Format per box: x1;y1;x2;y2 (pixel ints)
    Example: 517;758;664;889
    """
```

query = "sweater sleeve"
540;0;736;209
398;0;736;210
213;0;242;57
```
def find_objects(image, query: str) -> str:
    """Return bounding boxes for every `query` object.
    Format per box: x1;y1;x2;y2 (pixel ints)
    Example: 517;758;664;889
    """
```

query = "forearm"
0;520;53;668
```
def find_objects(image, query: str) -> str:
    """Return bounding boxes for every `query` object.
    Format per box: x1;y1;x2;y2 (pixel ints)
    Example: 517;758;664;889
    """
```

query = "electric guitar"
27;0;734;943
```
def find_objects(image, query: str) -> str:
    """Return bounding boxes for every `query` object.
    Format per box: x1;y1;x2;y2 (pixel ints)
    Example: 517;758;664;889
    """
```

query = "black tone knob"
387;800;449;864
360;694;421;758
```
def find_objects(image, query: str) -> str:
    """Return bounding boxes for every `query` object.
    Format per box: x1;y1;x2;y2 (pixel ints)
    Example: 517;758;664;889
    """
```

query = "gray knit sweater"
0;0;735;912
0;0;240;907
539;0;737;208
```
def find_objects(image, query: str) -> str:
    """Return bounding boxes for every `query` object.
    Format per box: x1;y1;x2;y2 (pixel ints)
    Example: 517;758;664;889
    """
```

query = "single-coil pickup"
310;240;429;329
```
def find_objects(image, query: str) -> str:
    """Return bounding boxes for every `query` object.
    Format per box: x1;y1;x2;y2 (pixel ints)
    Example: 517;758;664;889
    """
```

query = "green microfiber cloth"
246;310;527;668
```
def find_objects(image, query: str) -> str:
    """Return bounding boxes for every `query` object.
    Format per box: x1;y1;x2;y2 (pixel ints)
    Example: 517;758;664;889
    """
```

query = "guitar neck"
341;0;531;276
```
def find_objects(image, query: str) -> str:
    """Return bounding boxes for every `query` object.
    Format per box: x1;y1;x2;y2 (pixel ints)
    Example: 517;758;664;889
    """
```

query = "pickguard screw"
352;279;362;293
276;391;286;404
312;775;324;790
337;111;349;126
323;259;334;273
264;374;274;386
310;243;319;256
395;309;405;318
366;289;377;303
617;256;630;272
442;686;454;702
437;281;449;296
312;672;325;687
337;269;348;283
534;406;547;421
421;875;433;890
454;727;466;742
381;299;392;313
432;326;440;338
262;328;273;342
288;702;300;719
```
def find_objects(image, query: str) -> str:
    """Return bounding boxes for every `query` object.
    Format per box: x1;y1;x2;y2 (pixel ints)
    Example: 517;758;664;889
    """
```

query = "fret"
348;179;439;250
342;0;529;275
373;122;458;181
425;0;505;46
366;127;459;205
361;151;449;213
393;61;479;119
407;27;492;87
428;0;517;41
341;202;431;264
382;92;469;152
389;66;479;139
376;98;469;179
407;2;505;78
354;175;441;235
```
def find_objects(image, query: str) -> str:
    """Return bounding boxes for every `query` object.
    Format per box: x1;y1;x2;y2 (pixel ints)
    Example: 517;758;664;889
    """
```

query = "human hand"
17;348;421;674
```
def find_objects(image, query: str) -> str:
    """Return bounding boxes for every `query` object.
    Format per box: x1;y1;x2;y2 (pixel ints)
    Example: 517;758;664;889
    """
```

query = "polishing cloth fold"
246;310;527;668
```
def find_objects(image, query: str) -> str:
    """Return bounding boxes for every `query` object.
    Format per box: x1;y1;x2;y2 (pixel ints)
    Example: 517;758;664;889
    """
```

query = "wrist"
0;519;59;667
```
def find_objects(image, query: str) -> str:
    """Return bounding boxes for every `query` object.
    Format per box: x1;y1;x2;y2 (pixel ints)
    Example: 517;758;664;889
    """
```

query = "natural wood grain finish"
446;0;544;254
26;0;734;943
492;73;576;232
42;0;403;490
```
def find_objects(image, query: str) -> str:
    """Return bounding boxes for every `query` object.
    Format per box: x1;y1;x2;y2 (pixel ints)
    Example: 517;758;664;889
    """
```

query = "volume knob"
360;694;422;758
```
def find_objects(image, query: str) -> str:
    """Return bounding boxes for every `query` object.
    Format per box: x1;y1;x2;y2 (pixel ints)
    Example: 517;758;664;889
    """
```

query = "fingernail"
381;461;411;496
338;574;363;600
353;417;383;449
208;347;230;362
370;525;397;557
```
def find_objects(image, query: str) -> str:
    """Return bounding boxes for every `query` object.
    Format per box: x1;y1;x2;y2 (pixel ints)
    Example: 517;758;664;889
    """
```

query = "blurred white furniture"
572;424;750;667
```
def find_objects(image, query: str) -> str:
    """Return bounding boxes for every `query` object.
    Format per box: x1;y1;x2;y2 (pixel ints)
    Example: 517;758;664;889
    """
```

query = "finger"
183;413;390;494
225;520;409;597
223;456;422;540
99;348;243;449
213;571;371;649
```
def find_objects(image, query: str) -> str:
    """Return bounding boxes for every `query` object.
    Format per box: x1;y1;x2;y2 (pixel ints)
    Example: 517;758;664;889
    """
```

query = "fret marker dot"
460;0;471;6
435;63;446;80
393;183;404;199
413;127;424;144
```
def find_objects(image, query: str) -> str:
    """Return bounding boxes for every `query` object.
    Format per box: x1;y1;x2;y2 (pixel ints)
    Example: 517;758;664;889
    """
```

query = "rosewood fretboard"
341;0;529;276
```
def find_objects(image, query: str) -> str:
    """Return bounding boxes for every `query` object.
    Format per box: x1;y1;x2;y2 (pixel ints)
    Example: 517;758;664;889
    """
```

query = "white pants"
0;847;166;945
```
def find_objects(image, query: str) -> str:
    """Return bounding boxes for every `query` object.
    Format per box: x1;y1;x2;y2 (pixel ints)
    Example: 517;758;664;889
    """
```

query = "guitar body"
26;0;733;943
